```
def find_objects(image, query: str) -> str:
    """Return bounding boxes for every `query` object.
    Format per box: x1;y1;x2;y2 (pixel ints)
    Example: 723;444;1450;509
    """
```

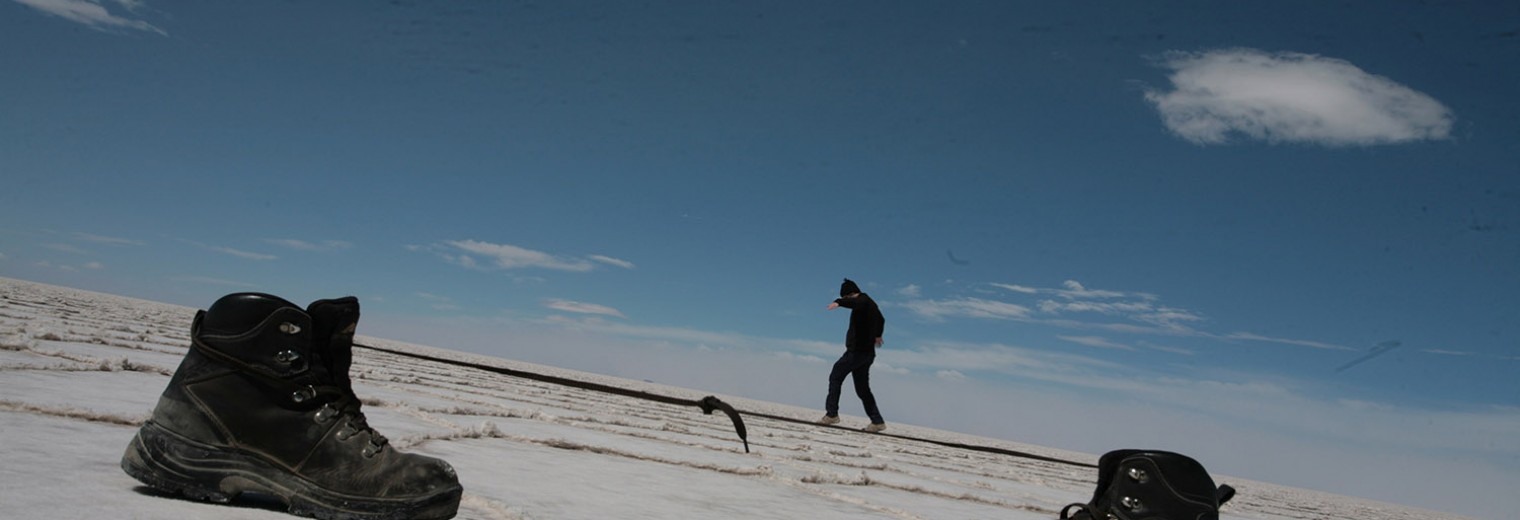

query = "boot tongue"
306;296;360;389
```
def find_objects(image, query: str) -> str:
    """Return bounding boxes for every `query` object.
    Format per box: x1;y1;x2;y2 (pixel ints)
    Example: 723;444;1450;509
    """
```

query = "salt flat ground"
0;277;1472;520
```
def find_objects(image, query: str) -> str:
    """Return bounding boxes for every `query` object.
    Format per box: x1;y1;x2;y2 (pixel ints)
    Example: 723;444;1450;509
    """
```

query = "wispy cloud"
935;369;967;381
43;243;88;254
997;279;1156;301
210;246;277;261
544;298;626;319
36;260;101;271
989;283;1038;294
176;238;278;261
1037;299;1155;315
1138;341;1194;355
415;292;459;311
1224;332;1355;352
898;284;922;298
918;280;1177;329
1053;279;1140;300
265;239;352;252
881;340;1135;391
901;297;1032;321
588;255;636;270
1145;48;1453;146
440;240;598;272
1058;335;1133;350
168;276;256;288
915;279;1361;354
12;0;167;35
74;232;143;246
542;315;751;350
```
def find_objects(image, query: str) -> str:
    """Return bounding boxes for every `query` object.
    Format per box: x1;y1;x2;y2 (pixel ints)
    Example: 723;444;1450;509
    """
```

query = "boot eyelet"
315;405;338;423
291;386;316;404
275;350;302;364
336;423;357;441
279;322;302;334
361;442;381;458
1120;496;1142;511
1126;467;1148;483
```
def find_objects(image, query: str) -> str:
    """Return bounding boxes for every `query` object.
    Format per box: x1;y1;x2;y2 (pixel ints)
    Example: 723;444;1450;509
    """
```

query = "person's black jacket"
835;292;884;351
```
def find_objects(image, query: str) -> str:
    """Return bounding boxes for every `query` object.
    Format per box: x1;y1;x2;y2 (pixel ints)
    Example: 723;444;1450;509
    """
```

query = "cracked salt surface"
0;277;1475;519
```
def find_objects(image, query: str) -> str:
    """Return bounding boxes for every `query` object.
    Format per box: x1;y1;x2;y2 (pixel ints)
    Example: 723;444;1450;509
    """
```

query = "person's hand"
875;337;884;347
827;302;840;310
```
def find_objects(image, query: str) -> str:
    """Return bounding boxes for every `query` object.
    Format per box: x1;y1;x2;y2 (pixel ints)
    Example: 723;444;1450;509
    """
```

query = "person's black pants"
825;349;883;423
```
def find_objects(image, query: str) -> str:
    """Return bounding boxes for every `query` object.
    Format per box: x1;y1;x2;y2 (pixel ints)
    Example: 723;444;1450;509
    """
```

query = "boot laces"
312;386;389;456
189;314;387;456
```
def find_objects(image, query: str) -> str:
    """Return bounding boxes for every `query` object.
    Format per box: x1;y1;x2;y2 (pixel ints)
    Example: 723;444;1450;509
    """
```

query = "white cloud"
168;276;256;287
449;254;479;270
1058;335;1133;350
544;315;719;345
935;369;966;381
1138;341;1194;355
12;0;166;35
886;340;1121;379
81;262;103;270
775;351;826;364
978;280;1199;334
1037;299;1155;315
266;239;352;251
44;243;88;254
1145;48;1453;146
443;240;595;272
898;284;921;298
73;232;143;246
990;283;1038;294
902;297;1032;321
1132;307;1207;330
996;279;1152;301
414;292;459;311
1224;332;1355;351
211;246;276;261
588;255;636;270
544;299;626;319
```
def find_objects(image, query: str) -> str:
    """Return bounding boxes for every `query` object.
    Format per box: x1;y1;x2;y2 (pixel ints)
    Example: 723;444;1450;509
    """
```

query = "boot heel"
120;421;257;503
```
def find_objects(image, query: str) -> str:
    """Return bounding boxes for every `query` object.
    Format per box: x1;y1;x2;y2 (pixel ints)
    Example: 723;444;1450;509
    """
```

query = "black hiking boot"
1059;449;1235;520
122;293;463;520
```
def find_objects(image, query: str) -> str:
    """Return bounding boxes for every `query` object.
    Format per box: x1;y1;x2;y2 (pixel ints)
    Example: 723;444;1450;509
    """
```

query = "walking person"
819;278;887;432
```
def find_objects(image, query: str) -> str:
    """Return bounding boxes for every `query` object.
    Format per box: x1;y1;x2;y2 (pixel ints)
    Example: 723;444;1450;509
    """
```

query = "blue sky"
3;1;1517;517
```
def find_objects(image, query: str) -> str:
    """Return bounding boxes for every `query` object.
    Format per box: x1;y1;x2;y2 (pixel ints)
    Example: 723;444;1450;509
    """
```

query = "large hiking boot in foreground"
1060;449;1234;520
122;293;463;520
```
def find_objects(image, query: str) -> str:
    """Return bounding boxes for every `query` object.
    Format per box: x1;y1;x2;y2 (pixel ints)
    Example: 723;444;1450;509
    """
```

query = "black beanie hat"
840;278;861;297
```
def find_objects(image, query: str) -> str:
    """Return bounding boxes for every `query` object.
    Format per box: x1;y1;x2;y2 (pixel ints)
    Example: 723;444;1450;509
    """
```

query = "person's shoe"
863;422;887;433
121;293;463;520
817;414;841;425
1058;449;1234;520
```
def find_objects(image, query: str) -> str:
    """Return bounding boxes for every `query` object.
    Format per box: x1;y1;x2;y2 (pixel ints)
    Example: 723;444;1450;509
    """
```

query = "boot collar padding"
191;306;314;381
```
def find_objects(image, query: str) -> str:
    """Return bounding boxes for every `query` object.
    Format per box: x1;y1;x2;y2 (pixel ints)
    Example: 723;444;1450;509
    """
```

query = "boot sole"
122;421;462;520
